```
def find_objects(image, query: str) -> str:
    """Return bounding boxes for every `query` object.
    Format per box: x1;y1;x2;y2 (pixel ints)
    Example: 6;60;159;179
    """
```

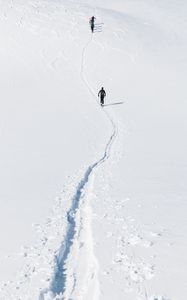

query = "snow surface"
0;0;187;299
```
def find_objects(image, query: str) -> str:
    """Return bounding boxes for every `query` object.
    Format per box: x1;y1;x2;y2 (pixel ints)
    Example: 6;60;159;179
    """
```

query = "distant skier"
89;16;96;33
98;87;106;106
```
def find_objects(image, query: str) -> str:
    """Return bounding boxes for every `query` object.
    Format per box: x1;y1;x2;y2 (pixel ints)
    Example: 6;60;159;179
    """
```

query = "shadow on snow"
104;101;124;107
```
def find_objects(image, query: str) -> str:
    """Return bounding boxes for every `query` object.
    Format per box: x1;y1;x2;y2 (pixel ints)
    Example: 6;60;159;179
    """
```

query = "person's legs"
100;96;104;106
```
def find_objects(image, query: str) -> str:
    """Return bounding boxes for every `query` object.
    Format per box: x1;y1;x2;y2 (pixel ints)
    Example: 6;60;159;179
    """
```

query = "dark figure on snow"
98;87;106;106
90;16;96;33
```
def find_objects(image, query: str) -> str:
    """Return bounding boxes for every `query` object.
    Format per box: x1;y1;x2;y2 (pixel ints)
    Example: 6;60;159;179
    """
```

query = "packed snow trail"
1;1;187;300
80;32;117;154
40;31;118;299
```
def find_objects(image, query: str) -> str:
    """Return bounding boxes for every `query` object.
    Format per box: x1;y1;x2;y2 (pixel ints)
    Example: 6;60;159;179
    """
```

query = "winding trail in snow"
80;33;118;155
39;27;118;300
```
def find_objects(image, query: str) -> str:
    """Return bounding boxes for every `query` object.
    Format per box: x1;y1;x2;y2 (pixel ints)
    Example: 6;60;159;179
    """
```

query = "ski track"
0;4;155;299
40;22;118;300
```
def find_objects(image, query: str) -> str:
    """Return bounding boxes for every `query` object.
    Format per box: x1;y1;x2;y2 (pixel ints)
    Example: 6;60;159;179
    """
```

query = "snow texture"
0;0;187;300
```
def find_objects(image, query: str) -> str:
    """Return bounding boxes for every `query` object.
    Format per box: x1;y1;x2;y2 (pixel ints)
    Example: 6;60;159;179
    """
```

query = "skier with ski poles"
89;16;96;33
98;87;106;106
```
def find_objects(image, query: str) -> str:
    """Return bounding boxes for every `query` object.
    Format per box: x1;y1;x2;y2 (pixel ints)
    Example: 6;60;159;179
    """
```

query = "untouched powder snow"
0;0;187;299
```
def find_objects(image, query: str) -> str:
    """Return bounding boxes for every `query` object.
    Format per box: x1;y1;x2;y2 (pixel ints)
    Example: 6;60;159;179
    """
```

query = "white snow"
0;0;187;299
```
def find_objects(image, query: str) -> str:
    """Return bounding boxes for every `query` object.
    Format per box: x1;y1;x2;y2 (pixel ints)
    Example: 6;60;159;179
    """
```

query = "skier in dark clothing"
90;16;96;33
98;87;106;106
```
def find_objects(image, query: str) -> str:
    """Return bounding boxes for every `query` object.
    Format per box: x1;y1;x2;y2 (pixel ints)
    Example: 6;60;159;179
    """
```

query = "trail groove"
40;27;118;300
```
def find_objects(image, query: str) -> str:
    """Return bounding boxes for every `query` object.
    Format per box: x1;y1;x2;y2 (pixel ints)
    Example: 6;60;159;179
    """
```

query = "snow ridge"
39;120;117;299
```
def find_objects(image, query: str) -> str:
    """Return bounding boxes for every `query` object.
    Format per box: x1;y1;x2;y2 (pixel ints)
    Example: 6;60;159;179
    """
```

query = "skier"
98;87;106;106
89;16;96;33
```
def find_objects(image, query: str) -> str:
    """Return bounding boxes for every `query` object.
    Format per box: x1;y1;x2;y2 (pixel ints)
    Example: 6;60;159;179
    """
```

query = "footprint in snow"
142;240;154;248
150;231;162;238
128;235;154;248
149;296;170;300
130;263;154;282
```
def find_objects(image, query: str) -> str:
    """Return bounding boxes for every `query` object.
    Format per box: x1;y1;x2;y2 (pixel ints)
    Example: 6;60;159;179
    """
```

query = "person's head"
102;87;104;90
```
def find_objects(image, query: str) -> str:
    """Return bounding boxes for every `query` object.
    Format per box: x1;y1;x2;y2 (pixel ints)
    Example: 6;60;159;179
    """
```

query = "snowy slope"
0;0;187;300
